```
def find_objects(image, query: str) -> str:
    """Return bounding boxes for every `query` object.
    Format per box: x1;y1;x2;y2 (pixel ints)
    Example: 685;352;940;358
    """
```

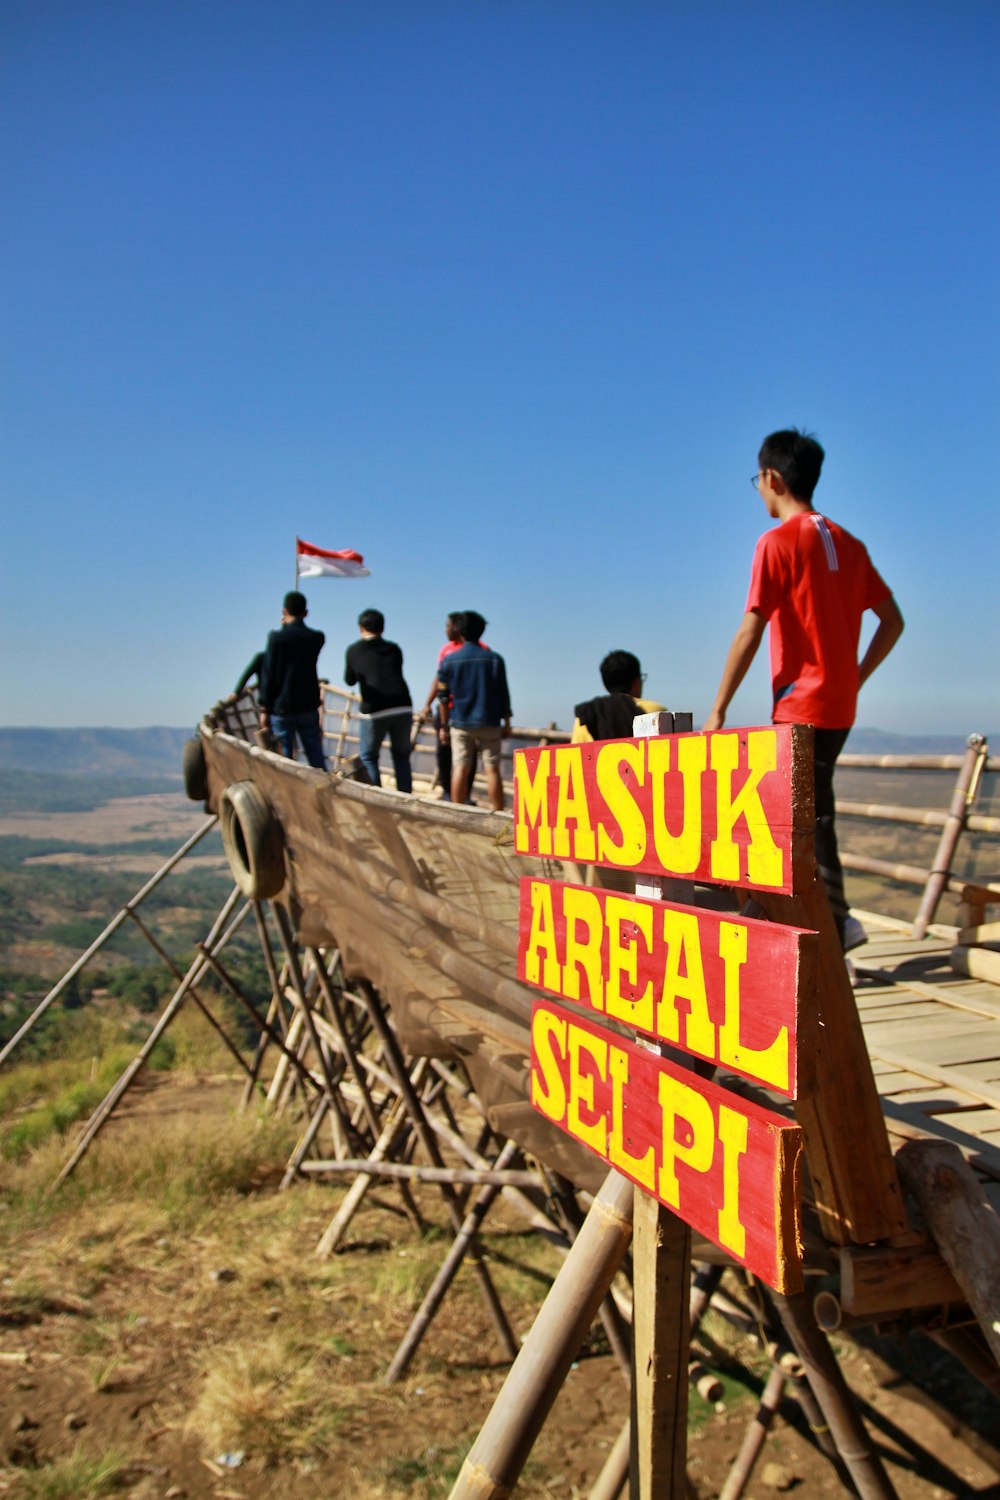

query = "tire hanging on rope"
219;780;285;899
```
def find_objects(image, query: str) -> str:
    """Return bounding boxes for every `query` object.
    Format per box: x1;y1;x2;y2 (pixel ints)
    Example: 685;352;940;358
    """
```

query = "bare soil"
2;1075;999;1500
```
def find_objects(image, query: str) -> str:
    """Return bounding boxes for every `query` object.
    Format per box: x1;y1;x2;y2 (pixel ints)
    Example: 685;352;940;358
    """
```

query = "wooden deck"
852;914;1000;1210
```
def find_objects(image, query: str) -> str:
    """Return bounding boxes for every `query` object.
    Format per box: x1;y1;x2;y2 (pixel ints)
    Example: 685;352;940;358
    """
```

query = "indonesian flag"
296;538;371;579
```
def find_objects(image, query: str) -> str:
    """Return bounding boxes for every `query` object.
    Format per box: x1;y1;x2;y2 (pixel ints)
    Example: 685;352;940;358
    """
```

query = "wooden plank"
859;973;1000;1022
857;1001;942;1023
867;1046;1000;1112
874;1071;939;1094
630;1194;690;1498
512;724;815;895
530;999;804;1289
754;879;908;1244
870;1032;1000;1068
839;1242;962;1319
881;1101;1000;1178
517;877;810;1095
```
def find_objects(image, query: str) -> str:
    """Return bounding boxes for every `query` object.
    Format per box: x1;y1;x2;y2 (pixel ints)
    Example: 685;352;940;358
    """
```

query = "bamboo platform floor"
851;915;1000;1213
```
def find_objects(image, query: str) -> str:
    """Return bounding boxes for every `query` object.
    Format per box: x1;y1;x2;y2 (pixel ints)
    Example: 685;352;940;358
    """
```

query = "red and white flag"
296;538;371;579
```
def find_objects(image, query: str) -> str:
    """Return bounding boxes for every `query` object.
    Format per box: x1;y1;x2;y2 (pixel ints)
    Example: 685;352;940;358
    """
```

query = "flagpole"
294;537;299;591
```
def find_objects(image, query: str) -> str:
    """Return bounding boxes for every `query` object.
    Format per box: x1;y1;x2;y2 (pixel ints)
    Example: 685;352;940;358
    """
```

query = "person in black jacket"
344;609;413;792
258;592;326;769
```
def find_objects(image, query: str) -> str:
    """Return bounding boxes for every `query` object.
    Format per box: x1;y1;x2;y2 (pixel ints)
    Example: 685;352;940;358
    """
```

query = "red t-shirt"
746;512;891;729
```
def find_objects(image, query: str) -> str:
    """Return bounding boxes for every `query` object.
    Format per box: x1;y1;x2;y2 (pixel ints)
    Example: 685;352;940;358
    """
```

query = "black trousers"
813;726;851;947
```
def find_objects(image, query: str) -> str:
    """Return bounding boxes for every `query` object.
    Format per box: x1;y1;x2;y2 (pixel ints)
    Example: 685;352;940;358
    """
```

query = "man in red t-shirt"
704;429;904;948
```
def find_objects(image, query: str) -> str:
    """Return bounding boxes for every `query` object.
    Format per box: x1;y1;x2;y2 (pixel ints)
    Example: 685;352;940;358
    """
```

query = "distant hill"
846;727;989;755
0;727;190;777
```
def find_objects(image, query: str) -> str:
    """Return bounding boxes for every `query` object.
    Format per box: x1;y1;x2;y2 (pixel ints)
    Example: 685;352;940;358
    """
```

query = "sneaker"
845;958;861;988
843;915;867;952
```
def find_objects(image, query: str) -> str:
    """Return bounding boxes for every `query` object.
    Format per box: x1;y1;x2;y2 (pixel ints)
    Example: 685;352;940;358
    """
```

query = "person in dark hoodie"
258;591;326;768
571;650;666;744
344;609;413;792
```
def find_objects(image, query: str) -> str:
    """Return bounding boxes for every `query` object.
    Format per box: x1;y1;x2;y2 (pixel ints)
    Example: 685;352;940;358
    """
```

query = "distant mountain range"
0;723;987;778
845;727;988;755
0;727;191;777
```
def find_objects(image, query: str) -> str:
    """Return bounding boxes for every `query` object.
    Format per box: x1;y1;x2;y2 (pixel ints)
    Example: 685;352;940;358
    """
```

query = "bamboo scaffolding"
0;815;218;1069
354;979;520;1364
912;735;990;938
770;1291;898;1500
448;1169;635;1500
52;885;248;1186
384;1138;522;1384
299;1157;536;1188
315;1069;426;1256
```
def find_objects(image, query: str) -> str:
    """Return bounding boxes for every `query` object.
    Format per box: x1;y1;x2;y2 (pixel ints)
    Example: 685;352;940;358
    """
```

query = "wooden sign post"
516;716;815;1497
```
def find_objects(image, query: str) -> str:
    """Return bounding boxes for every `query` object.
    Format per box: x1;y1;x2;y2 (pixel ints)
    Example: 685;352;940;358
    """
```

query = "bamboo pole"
315;1071;425;1257
588;1420;630;1500
306;947;384;1140
0;816;218;1069
717;1365;786;1500
272;905;351;1124
124;906;256;1084
771;1291;898;1500
196;944;337;1111
542;1170;632;1379
354;980;519;1363
912;735;989;938
52;886;247;1187
281;1095;331;1190
448;1168;635;1500
239;903;292;1109
384;1139;521;1384
300;1158;537;1187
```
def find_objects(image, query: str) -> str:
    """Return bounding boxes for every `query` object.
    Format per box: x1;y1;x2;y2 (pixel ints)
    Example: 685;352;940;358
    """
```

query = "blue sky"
2;0;997;739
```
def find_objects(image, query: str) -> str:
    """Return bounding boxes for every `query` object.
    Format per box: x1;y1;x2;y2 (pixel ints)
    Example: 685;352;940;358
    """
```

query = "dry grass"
186;1331;351;1461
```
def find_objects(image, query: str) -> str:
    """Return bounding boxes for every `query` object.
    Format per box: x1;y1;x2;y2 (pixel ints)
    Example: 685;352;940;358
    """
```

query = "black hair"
758;429;825;503
461;610;487;643
283;590;307;617
600;650;641;694
446;611;465;630
358;608;385;634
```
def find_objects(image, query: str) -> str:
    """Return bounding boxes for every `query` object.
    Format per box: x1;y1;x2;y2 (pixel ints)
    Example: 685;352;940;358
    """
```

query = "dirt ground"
2;1075;999;1500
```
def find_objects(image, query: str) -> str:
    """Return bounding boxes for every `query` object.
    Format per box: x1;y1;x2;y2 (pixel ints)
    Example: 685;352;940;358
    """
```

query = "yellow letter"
710;730;783;887
657;1073;715;1210
717;921;789;1091
605;896;654;1033
530;1006;567;1123
568;1024;609;1155
552;749;596;861
656;908;716;1060
608;1045;655;1189
716;1105;749;1258
523;881;562;993
649;735;706;875
595;742;646;866
562;885;605;1011
514;750;551;855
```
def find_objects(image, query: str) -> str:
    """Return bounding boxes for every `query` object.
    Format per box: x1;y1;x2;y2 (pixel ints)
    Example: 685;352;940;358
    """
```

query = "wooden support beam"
835;1240;962;1322
752;877;908;1244
629;1194;690;1499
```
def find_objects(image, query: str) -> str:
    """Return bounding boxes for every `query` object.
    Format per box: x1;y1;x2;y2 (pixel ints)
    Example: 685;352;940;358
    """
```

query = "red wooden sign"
518;877;813;1097
531;1000;804;1291
513;725;813;894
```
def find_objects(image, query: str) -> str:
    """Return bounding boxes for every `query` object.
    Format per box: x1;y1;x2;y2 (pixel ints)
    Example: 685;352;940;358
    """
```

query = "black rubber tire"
219;781;285;899
182;736;209;802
